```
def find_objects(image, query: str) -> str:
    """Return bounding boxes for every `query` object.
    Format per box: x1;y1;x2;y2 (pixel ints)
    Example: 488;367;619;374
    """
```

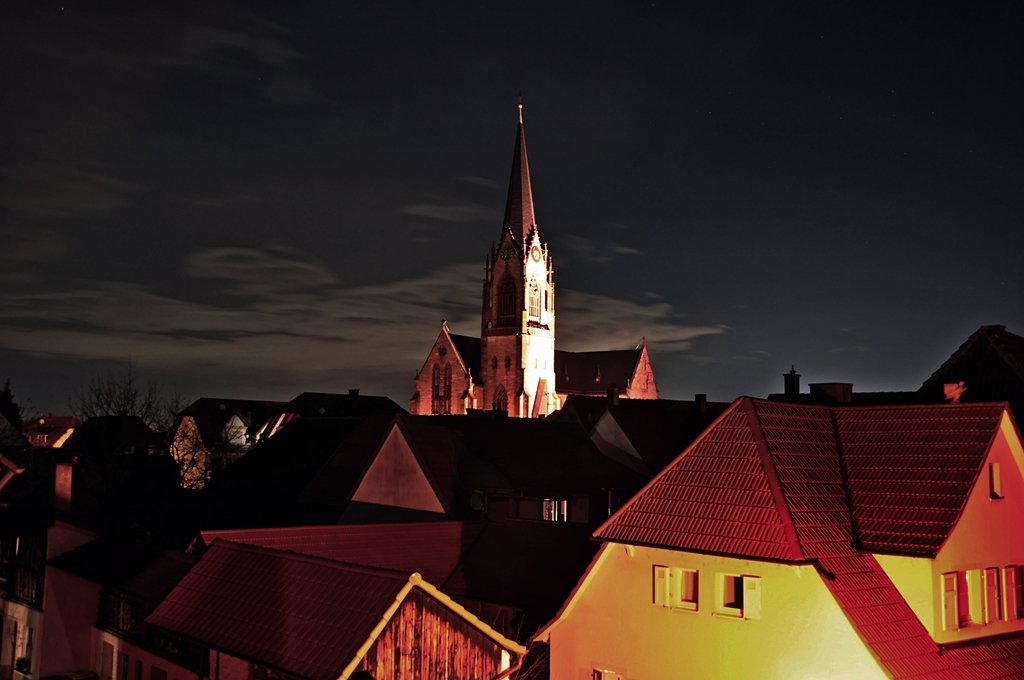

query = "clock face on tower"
530;245;541;262
499;245;516;262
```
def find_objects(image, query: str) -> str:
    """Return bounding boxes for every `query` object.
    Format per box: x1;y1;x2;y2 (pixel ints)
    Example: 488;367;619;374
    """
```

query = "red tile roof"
199;519;600;639
594;397;1024;679
147;540;410;680
199;521;478;586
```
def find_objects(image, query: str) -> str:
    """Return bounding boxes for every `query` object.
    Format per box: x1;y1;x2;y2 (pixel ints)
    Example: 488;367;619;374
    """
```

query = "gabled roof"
205;416;392;528
554;348;642;395
197;519;600;639
600;397;732;474
49;533;196;602
59;415;162;461
284;391;406;418
597;398;1006;560
922;325;1024;388
502;104;536;243
393;415;643;514
177;397;287;450
198;521;477;586
146;540;523;680
451;333;482;382
590;398;1024;679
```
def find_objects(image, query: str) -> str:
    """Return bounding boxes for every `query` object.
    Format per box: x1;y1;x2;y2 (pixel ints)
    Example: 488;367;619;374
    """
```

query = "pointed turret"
501;101;536;242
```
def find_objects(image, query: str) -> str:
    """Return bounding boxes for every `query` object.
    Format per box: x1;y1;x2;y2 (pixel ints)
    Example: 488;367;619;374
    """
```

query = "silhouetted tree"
0;378;24;432
71;362;185;435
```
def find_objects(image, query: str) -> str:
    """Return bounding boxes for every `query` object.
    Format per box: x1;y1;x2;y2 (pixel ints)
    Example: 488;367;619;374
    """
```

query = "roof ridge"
206;538;412;581
743;398;806;562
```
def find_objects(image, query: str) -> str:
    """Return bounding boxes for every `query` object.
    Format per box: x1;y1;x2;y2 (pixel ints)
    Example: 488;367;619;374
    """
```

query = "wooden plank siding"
361;589;505;679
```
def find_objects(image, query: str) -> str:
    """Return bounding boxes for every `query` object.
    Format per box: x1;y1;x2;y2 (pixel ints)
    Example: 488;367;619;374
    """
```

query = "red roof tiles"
594;397;1024;679
147;540;411;680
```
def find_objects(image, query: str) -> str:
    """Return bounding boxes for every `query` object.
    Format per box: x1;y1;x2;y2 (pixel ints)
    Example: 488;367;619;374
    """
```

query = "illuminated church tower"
479;102;558;417
410;103;657;417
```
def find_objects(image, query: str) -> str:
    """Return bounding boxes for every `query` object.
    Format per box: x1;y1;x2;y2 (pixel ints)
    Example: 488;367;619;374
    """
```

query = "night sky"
3;2;1022;415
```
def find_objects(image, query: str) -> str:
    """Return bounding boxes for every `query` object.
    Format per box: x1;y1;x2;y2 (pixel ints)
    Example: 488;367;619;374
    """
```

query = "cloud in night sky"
0;245;719;401
561;234;645;264
399;202;498;224
0;163;139;221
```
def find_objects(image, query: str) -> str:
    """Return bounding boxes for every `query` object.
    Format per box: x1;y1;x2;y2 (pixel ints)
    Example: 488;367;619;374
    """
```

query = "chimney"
348;389;360;397
784;366;801;400
695;393;707;415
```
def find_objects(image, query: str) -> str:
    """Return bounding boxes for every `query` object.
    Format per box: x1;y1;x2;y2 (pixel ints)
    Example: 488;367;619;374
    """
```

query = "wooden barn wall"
360;589;504;679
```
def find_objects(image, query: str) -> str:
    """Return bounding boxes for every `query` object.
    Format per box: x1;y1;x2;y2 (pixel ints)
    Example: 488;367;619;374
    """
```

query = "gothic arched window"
443;363;452;414
528;279;540;318
431;365;442;414
494;385;508;413
497;278;516;327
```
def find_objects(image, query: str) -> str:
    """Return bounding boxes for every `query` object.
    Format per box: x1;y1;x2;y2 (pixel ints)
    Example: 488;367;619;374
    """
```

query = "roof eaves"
336;575;418;680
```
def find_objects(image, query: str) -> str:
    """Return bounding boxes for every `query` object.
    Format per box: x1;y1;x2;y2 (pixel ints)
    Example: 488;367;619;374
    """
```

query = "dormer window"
990;462;1003;499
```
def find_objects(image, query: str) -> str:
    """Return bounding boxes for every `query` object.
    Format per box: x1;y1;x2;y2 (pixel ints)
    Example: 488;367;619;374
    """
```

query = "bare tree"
71;362;185;435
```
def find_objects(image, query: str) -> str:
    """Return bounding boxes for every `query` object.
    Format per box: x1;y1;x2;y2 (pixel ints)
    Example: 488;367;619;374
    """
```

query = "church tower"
480;103;558;417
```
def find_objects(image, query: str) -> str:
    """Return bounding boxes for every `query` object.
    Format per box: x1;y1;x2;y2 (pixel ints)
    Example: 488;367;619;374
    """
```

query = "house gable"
411;323;475;415
350;425;446;514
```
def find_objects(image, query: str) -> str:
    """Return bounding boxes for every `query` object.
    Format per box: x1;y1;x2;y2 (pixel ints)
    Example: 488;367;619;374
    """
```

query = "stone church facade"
411;105;658;417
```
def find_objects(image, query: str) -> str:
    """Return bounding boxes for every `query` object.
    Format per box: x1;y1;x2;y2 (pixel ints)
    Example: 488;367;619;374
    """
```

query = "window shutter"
653;565;668;606
1004;566;1020;621
743;576;761;620
984;567;1002;623
942;573;959;630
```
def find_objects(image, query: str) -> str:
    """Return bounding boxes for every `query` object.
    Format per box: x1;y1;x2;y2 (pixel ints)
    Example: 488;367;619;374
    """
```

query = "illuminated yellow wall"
545;544;886;680
926;414;1024;643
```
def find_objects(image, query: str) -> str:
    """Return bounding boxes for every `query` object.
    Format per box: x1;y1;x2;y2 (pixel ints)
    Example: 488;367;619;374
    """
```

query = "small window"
717;574;760;619
543;498;568;522
990;462;1003;499
652;566;699;611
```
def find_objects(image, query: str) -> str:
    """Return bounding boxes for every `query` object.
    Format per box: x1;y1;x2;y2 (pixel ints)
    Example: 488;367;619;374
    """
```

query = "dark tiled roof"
596;397;1024;679
199;521;479;586
922;325;1024;389
60;416;162;460
146;540;411;680
205;416;385;528
284;391;406;418
177;398;287;450
396;415;643;513
198;519;598;640
603;397;731;473
554;348;641;395
49;533;196;601
450;334;482;383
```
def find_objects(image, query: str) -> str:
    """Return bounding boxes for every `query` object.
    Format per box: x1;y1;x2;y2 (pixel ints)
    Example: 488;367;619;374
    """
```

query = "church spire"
501;100;536;243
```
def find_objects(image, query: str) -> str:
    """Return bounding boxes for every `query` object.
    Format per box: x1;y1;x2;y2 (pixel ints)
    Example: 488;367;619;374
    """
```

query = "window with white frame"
716;573;761;619
542;498;568;522
652;565;699;610
942;567;1019;629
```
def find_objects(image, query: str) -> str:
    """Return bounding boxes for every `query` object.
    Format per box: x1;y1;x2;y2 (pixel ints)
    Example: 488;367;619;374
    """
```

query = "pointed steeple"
501;100;536;242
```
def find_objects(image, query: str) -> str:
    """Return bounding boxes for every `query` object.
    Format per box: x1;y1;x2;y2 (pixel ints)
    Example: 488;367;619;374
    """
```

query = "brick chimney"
784;366;801;400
